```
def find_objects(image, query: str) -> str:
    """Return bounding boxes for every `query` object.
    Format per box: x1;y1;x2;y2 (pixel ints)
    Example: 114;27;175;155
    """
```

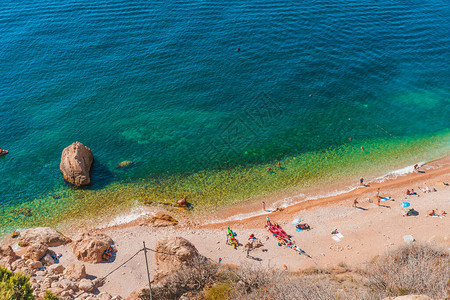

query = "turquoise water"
0;1;449;233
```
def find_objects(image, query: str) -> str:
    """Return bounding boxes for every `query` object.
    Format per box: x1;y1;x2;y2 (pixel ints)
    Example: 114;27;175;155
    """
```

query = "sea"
0;0;449;235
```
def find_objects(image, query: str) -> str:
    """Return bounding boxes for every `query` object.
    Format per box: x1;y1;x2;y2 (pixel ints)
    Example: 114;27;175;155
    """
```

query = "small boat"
0;150;9;156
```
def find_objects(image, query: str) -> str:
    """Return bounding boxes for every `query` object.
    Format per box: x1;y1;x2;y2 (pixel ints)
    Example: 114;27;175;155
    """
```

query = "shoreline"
1;132;448;237
85;154;449;232
196;155;450;228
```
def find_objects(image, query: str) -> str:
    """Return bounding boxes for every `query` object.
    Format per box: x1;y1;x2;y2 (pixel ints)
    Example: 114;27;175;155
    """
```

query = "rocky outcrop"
0;245;17;264
155;237;205;279
72;232;113;263
18;227;69;247
23;243;48;261
60;141;94;186
64;263;87;280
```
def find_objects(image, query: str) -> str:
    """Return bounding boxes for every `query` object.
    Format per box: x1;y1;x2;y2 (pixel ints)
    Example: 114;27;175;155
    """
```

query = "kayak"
0;150;8;156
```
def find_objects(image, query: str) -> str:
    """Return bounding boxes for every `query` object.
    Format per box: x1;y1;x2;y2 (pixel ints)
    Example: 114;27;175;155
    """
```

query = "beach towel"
403;235;414;244
336;232;344;239
400;202;410;208
296;228;303;232
381;196;391;201
291;218;301;225
332;236;341;242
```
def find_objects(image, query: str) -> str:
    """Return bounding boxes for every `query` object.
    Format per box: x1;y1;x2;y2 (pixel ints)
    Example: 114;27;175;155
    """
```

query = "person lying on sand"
428;209;447;217
402;208;416;217
406;189;418;195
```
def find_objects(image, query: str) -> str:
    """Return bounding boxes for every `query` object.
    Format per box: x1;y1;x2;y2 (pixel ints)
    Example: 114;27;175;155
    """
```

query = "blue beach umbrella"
400;202;410;208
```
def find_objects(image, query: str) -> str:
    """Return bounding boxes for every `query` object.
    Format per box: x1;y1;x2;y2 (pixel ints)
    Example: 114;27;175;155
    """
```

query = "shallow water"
0;0;449;235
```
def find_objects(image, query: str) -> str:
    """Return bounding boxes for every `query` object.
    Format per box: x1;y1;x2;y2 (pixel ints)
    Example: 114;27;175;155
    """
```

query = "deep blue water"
0;0;449;210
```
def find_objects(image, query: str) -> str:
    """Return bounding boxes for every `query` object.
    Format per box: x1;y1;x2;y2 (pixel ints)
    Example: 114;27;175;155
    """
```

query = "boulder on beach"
72;232;113;263
155;237;205;279
23;243;48;261
18;227;69;247
64;263;87;280
60;141;94;186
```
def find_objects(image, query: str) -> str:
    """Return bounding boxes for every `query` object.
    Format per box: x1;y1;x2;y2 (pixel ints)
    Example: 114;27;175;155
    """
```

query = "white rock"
78;279;93;291
60;278;77;291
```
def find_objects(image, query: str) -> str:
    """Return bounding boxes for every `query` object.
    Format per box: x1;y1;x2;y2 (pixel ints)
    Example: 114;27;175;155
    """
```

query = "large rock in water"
72;232;113;263
60;141;94;186
154;237;205;279
18;227;69;247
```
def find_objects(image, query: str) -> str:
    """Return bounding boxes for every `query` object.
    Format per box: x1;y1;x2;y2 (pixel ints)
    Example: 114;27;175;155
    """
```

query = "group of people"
406;189;418;195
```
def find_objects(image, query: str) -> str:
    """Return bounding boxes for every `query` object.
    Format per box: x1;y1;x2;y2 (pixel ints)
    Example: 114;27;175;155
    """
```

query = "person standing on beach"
376;188;381;206
353;198;358;208
360;177;364;186
262;201;266;211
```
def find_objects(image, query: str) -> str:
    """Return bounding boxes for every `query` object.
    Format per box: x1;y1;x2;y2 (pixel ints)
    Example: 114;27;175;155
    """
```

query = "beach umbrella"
400;202;410;208
291;218;301;225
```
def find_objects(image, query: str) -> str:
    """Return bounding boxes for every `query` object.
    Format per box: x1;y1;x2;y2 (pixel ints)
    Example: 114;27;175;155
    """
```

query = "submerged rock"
117;160;133;168
140;213;178;227
13;207;32;217
60;141;94;186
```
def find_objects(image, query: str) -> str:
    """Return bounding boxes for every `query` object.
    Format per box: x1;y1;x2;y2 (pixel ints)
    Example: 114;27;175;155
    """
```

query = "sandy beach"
2;156;449;298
